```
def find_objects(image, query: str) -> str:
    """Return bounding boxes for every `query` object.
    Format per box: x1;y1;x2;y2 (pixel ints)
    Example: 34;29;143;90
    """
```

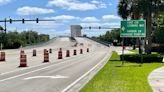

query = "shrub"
120;54;163;63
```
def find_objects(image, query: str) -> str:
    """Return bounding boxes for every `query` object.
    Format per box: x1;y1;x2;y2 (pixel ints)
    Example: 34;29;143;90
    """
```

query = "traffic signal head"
36;18;39;23
99;26;101;29
9;19;12;24
22;19;25;24
89;26;91;29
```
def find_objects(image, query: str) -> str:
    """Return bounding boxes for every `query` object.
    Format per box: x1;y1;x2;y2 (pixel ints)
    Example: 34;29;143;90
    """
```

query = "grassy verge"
130;49;159;55
80;51;164;92
130;49;139;54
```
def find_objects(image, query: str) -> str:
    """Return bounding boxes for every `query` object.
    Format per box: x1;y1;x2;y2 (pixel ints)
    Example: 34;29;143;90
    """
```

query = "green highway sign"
120;20;146;37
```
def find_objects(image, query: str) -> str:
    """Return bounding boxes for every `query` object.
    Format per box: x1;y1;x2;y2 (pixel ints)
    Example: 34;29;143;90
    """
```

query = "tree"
117;0;164;54
118;0;129;20
1;30;49;49
153;14;164;44
97;29;122;45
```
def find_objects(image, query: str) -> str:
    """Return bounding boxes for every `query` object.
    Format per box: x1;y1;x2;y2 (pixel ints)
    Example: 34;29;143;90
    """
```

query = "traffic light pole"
4;18;7;33
0;18;55;50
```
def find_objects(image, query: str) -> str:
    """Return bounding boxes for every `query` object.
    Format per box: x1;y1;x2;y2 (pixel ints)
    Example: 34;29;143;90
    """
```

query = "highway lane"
0;37;77;73
0;37;112;92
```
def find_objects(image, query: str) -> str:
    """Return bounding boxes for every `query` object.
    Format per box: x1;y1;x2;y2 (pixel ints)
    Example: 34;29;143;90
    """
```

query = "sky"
0;0;121;38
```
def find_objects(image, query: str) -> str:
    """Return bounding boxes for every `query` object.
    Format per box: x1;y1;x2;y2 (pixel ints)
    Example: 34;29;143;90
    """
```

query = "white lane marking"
0;52;95;82
0;51;93;76
0;61;67;82
61;51;111;92
23;75;69;80
0;63;49;75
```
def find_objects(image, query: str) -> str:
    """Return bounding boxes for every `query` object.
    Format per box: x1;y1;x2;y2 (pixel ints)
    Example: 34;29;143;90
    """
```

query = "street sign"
120;20;146;37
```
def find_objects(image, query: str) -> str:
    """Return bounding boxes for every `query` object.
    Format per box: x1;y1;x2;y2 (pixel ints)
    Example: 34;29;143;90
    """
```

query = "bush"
120;54;163;63
152;45;164;52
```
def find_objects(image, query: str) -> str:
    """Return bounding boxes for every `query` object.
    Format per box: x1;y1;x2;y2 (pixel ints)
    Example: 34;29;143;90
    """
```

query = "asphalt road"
0;37;113;92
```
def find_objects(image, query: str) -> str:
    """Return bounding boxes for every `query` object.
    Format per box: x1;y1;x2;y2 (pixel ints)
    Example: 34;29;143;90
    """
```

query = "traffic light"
9;19;12;24
99;26;101;29
22;19;25;24
36;18;39;23
89;26;91;29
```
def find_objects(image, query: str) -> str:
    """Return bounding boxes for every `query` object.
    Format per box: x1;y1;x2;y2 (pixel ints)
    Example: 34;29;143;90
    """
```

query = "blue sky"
0;0;121;37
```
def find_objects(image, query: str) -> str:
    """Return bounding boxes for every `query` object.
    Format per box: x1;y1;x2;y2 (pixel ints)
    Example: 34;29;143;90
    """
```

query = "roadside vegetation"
0;30;49;49
80;51;164;92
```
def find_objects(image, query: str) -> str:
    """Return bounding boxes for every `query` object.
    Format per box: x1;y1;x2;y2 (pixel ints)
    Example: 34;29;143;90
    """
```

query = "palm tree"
118;0;163;54
118;0;129;20
139;0;163;54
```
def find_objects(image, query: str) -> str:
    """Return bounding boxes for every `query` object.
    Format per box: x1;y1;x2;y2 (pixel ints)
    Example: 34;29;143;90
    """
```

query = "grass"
80;51;164;92
130;49;140;54
130;49;159;55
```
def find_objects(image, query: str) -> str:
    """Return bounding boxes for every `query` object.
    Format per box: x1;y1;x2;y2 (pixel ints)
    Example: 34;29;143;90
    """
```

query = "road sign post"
120;20;146;66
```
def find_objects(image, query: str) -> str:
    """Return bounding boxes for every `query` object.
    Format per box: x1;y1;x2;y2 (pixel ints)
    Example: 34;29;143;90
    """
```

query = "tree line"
0;30;49;49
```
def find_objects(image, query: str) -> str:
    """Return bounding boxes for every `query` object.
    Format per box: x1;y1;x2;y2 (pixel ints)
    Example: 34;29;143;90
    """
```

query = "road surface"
0;37;113;92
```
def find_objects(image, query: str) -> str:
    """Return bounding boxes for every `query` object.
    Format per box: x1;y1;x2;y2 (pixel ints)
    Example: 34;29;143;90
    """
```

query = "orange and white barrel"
49;48;52;53
0;52;5;61
80;49;83;54
87;48;89;52
20;50;24;54
43;50;49;62
33;49;36;56
19;53;27;67
73;49;77;55
58;50;63;59
66;50;70;57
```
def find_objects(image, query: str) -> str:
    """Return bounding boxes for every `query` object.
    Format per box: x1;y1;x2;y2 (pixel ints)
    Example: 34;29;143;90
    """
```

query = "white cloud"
47;0;107;11
91;0;99;4
80;22;101;27
80;22;120;28
102;15;121;21
45;15;80;21
102;22;120;28
82;17;99;22
17;6;55;15
0;0;11;5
